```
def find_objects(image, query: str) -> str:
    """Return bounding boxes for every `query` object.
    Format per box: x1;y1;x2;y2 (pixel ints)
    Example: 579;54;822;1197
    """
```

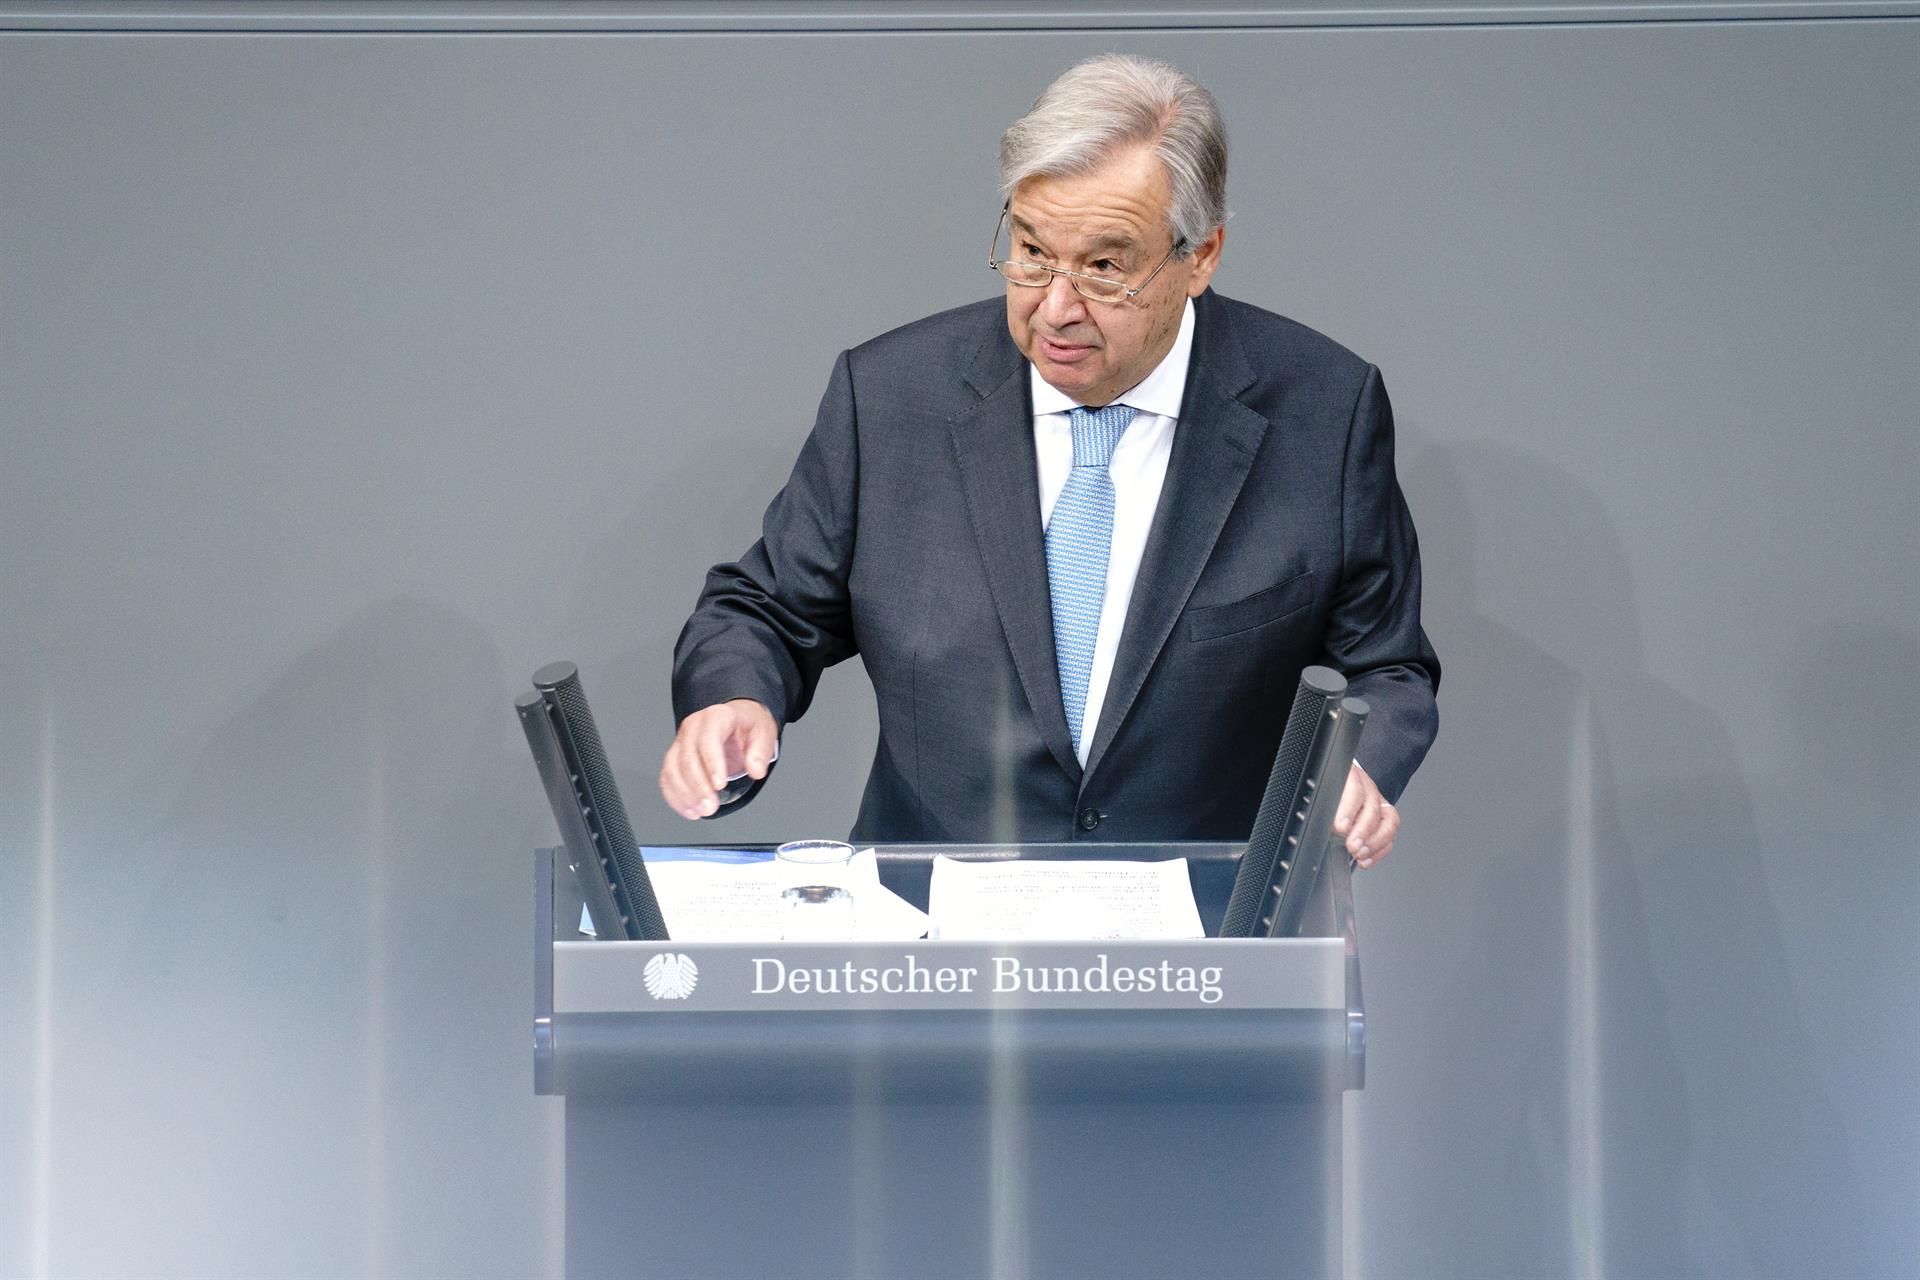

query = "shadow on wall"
1363;431;1879;1279
58;598;552;1280
1771;618;1920;1269
581;436;882;847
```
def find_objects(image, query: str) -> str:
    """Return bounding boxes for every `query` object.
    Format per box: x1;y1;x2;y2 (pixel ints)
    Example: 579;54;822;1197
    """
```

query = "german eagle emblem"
643;952;699;1000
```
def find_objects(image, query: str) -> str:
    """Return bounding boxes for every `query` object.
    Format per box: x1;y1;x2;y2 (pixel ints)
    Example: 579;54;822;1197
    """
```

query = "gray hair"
998;54;1228;256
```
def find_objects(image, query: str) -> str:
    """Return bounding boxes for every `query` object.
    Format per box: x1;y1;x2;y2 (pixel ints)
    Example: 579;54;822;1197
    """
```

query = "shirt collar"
1028;296;1197;421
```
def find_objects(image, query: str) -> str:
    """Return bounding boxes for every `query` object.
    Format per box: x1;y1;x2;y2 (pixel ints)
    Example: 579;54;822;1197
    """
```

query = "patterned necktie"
1047;403;1136;756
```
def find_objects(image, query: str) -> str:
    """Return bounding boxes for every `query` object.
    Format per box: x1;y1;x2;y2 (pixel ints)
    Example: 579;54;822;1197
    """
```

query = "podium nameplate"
553;938;1343;1013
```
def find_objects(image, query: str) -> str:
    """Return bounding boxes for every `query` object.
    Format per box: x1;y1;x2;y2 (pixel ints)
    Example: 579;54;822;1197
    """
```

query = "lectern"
534;842;1365;1280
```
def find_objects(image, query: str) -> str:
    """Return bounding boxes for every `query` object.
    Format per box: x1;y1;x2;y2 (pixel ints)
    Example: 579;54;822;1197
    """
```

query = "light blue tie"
1047;403;1136;756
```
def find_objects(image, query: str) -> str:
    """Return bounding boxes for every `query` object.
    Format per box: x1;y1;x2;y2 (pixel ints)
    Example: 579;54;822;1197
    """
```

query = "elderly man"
660;54;1438;865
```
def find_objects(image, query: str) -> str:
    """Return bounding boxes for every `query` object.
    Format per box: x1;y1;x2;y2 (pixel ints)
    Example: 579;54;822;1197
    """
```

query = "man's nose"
1037;271;1089;328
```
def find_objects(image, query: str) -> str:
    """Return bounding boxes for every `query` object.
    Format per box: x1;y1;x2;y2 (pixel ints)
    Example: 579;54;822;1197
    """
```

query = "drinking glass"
781;884;855;941
775;839;855;887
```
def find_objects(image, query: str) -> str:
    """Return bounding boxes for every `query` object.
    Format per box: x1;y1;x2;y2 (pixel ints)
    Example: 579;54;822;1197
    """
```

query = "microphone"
517;661;670;941
1219;666;1369;939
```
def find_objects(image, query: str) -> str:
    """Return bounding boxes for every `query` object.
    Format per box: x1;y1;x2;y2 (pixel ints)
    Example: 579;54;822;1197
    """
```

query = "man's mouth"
1039;335;1097;363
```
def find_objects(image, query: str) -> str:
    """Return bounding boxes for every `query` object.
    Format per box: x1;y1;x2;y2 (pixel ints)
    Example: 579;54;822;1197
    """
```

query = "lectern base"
565;1095;1340;1280
540;843;1363;1280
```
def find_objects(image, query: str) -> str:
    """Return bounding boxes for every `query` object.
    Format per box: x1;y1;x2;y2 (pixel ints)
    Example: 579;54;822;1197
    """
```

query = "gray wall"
2;4;1914;1277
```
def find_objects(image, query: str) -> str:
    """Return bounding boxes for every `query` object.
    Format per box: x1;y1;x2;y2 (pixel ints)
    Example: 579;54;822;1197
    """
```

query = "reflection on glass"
781;884;855;941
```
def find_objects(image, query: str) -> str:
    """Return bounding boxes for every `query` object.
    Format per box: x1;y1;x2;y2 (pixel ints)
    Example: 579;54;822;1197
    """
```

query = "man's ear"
1185;224;1225;297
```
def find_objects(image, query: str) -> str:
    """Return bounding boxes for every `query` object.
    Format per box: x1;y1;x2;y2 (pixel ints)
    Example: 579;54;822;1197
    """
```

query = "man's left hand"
1332;761;1398;869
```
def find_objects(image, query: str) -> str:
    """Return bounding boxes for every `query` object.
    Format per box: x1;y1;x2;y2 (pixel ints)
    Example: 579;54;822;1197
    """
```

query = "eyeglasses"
987;202;1185;304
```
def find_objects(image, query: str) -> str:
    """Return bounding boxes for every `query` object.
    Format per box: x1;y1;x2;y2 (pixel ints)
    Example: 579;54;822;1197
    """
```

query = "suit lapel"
1081;293;1269;783
949;324;1082;782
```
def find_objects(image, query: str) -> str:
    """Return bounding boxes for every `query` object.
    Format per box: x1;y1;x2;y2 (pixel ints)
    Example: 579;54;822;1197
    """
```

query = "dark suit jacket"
673;288;1439;843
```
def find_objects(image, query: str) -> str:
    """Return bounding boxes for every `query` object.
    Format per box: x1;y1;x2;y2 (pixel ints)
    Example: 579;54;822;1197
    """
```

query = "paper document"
926;856;1205;941
639;845;775;865
635;849;930;942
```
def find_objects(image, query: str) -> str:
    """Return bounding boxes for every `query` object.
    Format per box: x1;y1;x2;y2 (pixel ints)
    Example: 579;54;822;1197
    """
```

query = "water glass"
781;884;855;941
775;839;855;888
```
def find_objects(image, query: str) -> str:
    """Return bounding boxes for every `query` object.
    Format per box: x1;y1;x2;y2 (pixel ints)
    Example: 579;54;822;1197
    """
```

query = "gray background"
2;3;1915;1277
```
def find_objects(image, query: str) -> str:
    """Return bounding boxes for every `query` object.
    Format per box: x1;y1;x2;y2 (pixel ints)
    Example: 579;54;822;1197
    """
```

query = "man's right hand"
659;699;780;820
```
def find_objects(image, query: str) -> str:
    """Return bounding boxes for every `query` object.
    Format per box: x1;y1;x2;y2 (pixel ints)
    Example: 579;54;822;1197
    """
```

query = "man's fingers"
1351;790;1413;871
1376;803;1401;863
659;701;779;821
693;721;732;797
719;698;778;779
1334;762;1385;862
744;715;777;778
1353;799;1399;868
659;739;713;820
1346;790;1381;858
682;735;722;816
1348;792;1386;847
658;713;725;819
1331;762;1367;835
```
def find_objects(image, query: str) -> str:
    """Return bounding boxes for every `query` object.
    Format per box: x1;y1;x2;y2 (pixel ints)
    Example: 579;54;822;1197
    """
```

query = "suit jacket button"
1077;807;1103;832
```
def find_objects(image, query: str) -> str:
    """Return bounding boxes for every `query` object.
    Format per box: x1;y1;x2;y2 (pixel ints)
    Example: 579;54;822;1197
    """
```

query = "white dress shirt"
1030;298;1195;766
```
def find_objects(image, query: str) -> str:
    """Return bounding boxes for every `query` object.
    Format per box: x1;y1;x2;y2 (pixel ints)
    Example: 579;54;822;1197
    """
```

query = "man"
660;54;1438;867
